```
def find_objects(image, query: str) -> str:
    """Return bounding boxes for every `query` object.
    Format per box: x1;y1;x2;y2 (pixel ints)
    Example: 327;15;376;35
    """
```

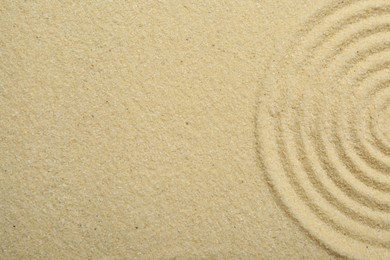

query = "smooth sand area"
1;0;389;259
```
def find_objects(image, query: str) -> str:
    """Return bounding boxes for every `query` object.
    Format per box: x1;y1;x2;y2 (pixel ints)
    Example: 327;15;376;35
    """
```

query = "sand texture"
258;0;390;258
1;0;389;259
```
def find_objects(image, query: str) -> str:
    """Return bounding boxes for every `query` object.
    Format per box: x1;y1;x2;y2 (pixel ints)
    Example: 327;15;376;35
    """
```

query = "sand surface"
1;0;389;259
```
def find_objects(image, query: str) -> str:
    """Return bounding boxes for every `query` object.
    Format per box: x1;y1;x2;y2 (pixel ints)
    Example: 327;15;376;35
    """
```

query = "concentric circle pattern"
257;0;390;258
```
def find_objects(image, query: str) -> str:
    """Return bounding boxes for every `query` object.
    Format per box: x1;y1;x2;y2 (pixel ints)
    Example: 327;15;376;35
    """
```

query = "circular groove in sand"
332;76;390;186
277;113;390;246
294;115;390;229
258;0;390;258
349;78;390;172
348;60;390;155
370;100;390;150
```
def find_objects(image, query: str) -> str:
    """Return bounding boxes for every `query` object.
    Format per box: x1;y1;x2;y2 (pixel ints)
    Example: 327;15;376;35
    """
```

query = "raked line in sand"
257;0;390;258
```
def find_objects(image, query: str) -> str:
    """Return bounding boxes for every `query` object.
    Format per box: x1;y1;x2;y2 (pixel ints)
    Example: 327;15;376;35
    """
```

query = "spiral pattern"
257;0;390;258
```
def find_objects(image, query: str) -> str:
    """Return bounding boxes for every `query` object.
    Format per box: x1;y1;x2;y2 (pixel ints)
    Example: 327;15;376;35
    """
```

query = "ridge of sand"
257;0;390;258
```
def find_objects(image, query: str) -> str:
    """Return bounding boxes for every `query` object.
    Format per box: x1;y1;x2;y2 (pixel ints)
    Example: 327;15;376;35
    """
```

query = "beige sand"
1;0;388;259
